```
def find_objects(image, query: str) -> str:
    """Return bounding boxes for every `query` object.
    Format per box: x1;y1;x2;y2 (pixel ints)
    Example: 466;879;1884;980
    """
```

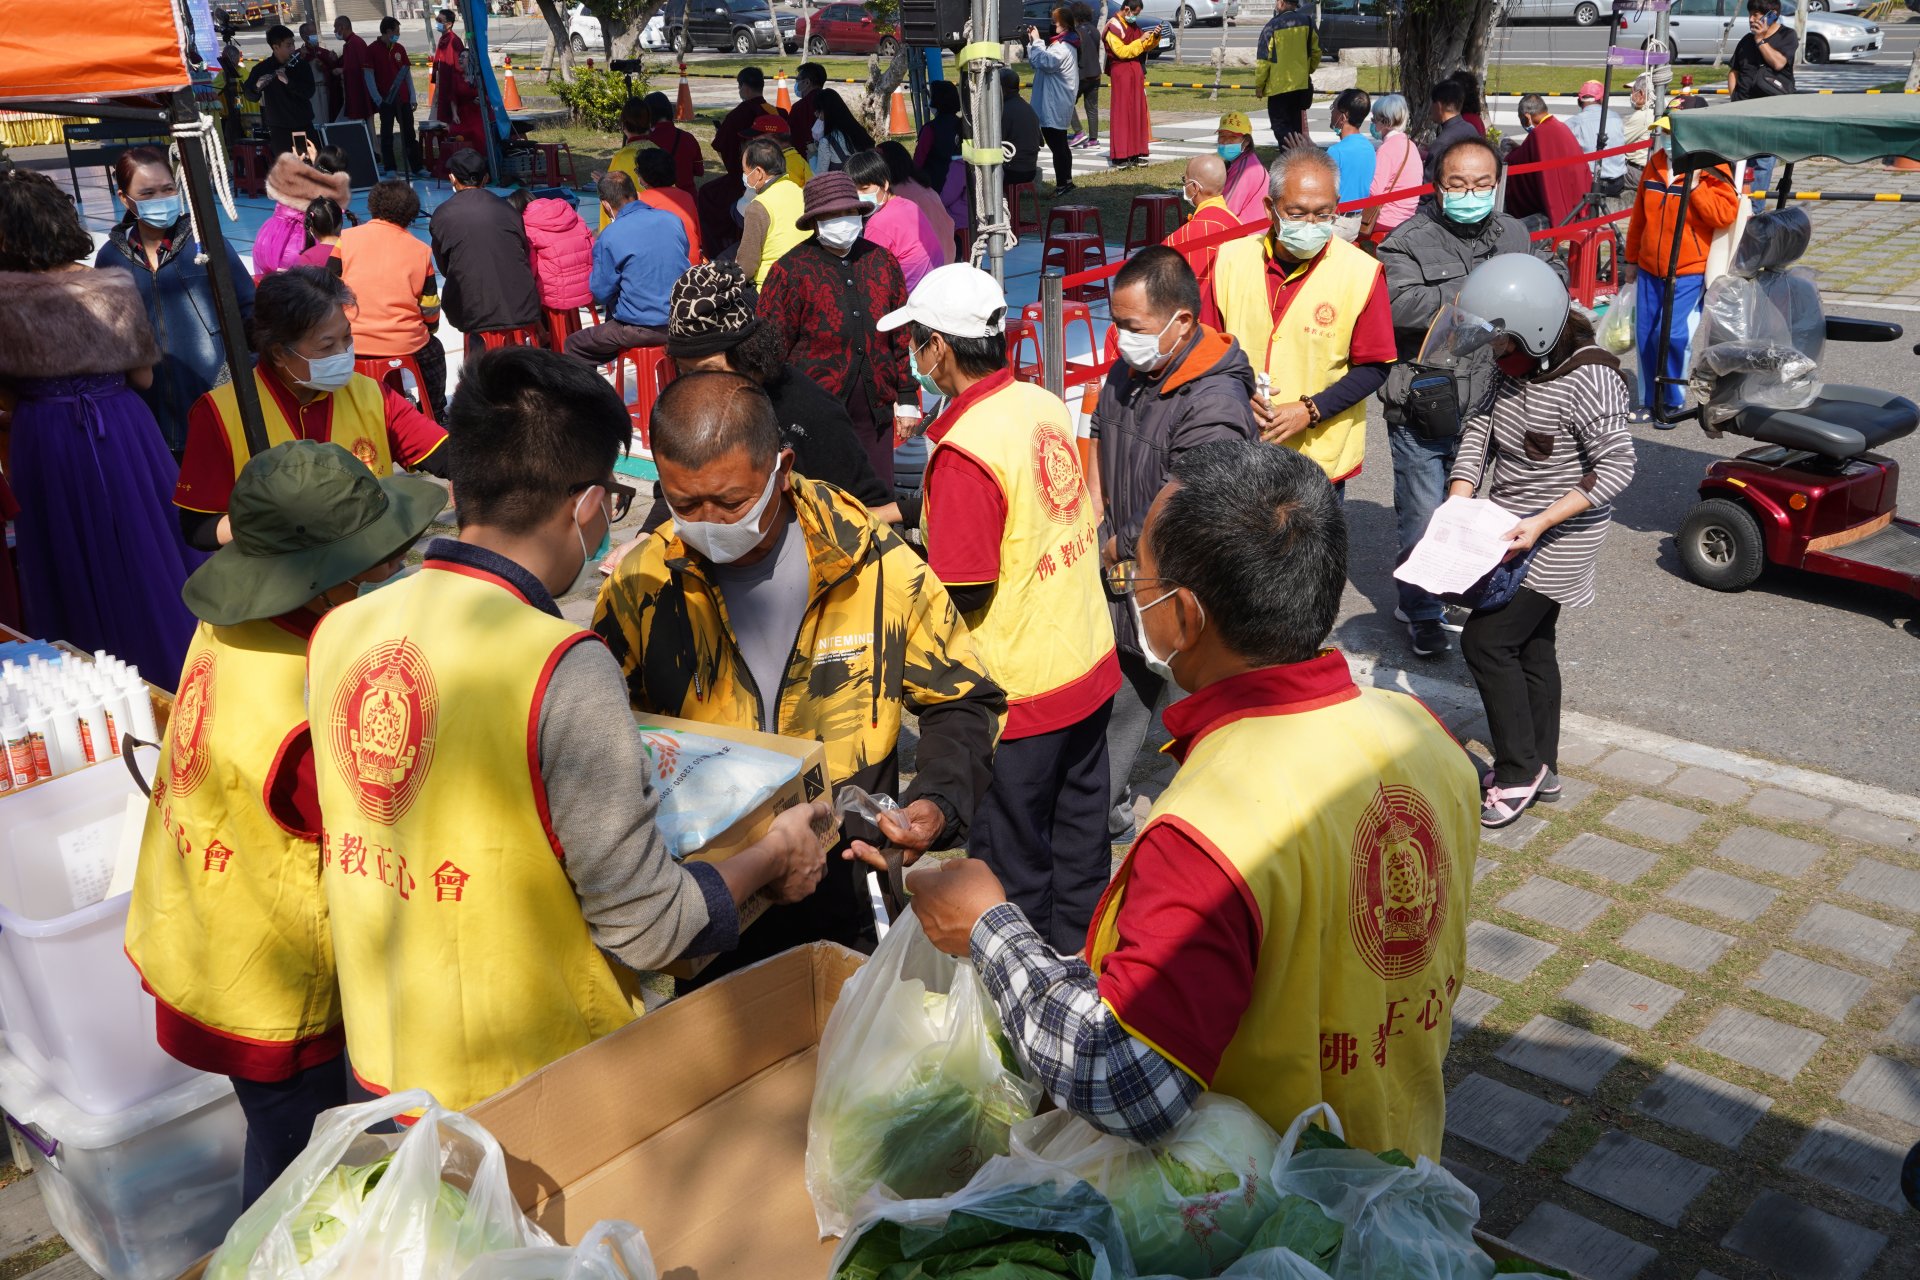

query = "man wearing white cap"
880;264;1120;952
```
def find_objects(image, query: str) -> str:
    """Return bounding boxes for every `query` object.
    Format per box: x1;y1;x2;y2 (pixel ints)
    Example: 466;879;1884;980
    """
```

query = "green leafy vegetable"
834;1182;1120;1280
1244;1196;1344;1271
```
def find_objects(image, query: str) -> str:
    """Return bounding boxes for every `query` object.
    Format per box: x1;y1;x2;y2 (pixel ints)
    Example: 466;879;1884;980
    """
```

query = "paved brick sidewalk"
1795;160;1920;310
1415;698;1920;1279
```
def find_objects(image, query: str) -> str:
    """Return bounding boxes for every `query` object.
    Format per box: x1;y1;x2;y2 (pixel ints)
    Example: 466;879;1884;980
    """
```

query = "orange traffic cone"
776;74;791;110
675;62;694;122
501;55;523;111
889;84;910;136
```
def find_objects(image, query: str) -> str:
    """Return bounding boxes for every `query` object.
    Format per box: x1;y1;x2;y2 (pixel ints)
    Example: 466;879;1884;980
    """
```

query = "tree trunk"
535;0;573;81
1392;0;1502;144
862;44;913;141
1906;43;1919;94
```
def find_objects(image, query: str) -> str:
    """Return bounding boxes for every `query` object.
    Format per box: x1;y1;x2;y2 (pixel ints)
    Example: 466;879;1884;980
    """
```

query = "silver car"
1617;0;1883;64
1136;0;1241;28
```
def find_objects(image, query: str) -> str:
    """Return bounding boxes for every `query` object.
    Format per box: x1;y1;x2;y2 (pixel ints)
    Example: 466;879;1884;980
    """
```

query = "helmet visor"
1417;303;1499;370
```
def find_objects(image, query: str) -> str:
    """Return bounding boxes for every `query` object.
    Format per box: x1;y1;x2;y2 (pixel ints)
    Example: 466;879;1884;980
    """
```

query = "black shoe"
1054;181;1077;197
1408;618;1451;658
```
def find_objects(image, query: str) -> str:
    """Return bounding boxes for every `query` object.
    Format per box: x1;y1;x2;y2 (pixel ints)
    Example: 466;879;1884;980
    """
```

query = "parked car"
1619;0;1883;64
1136;0;1240;27
1501;0;1611;24
566;5;667;56
1316;0;1398;57
1020;0;1176;56
665;0;789;53
795;3;899;54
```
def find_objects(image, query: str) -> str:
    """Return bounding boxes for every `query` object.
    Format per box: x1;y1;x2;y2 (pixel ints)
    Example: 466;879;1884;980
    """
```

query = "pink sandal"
1482;766;1549;829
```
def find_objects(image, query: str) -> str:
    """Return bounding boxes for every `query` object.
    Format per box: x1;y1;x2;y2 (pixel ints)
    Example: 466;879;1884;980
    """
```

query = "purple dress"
9;374;202;686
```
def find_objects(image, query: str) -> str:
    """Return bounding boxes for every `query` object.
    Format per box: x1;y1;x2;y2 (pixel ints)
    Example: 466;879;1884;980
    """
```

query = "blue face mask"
1442;190;1495;225
909;339;942;397
1217;143;1244;164
133;194;183;229
1368;122;1383;142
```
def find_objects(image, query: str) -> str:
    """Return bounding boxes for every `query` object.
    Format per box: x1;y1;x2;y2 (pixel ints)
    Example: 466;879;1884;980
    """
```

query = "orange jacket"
1626;149;1740;276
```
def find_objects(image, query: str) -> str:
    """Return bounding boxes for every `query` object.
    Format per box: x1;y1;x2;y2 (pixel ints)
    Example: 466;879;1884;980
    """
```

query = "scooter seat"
1729;384;1919;459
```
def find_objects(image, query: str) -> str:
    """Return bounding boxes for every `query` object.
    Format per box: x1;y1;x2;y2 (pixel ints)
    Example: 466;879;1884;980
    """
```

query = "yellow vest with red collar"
1086;678;1479;1157
125;618;339;1070
921;377;1114;711
1215;231;1381;483
308;563;640;1112
205;368;391;482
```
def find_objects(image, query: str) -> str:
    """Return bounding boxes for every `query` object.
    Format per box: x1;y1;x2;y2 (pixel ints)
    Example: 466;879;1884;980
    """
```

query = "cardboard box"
633;712;831;980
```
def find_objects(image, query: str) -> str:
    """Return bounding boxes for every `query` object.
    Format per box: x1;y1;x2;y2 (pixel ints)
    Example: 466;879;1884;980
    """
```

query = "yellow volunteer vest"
1088;684;1479;1158
753;176;811;286
206;369;392;484
308;565;640;1111
603;142;652;228
1215;233;1382;483
126;619;338;1056
921;378;1114;710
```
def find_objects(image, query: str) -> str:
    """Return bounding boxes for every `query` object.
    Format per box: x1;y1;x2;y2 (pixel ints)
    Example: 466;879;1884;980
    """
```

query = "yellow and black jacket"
593;477;1005;960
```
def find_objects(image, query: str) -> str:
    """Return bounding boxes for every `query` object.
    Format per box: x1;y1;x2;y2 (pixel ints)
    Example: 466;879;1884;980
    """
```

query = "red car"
795;3;898;54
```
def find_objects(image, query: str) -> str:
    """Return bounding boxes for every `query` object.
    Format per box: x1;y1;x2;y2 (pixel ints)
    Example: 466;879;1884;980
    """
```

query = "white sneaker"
1392;606;1467;633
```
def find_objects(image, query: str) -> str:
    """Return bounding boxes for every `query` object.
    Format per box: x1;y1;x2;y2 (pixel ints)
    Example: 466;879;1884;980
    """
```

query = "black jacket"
428;188;542;334
243;54;315;133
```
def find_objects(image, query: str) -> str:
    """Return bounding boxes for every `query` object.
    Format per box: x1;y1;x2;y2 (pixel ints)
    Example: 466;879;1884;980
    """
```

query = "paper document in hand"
1392;496;1521;597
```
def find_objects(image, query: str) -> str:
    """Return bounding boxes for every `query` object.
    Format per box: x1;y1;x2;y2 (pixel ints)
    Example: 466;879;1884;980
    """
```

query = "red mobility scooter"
1649;97;1920;599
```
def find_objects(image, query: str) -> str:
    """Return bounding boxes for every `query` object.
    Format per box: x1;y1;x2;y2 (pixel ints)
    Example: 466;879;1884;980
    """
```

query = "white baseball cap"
876;263;1008;339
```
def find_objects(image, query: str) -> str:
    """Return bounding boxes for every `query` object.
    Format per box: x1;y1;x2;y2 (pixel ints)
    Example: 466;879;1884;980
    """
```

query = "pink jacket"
254;153;352;277
520;197;595;311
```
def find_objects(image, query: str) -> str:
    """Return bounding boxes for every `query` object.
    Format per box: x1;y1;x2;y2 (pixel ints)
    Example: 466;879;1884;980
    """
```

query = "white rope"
168;110;238;266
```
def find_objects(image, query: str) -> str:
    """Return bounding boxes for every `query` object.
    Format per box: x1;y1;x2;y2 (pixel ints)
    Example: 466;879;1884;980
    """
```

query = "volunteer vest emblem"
168;651;216;796
328;639;439;823
1314;301;1337;327
350;436;379;470
1032;422;1083;525
1348;785;1447;981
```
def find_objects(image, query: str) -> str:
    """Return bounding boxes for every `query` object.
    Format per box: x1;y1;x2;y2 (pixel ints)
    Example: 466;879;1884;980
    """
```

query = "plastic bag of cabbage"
805;910;1041;1237
458;1221;656;1280
207;1090;550;1279
1011;1095;1282;1278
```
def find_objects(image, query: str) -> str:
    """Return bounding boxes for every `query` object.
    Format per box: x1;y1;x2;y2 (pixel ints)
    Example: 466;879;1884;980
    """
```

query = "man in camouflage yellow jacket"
594;372;1005;979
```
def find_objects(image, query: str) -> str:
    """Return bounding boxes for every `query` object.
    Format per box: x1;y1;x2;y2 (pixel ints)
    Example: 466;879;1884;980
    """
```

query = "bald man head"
1183;154;1227;202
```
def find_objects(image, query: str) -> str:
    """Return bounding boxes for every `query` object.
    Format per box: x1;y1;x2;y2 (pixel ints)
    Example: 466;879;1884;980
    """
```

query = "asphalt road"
1334;300;1920;797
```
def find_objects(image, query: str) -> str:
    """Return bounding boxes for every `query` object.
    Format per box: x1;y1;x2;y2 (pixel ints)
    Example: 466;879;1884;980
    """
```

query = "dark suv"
666;0;788;53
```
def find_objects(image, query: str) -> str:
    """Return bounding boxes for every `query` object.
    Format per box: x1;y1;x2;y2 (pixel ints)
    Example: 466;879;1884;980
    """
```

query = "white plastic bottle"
75;694;110;766
121;671;160;743
99;682;131;757
48;696;86;773
2;716;32;788
24;702;58;779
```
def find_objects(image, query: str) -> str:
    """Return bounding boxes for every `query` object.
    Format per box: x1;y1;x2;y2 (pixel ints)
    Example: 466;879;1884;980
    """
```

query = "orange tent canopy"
0;0;191;102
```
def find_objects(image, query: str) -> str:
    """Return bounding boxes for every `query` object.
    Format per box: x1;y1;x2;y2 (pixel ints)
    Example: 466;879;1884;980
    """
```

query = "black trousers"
1076;78;1101;141
378;101;421;174
563;318;669;365
231;1056;350;1206
1266;90;1314;148
411;333;448;421
970;699;1113;952
1461;586;1563;787
1042;126;1073;188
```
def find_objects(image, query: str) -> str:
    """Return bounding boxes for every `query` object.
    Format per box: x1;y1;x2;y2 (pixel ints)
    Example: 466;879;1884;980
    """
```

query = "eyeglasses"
1278;212;1340;226
1438;181;1498;195
570;478;637;523
1102;561;1176;598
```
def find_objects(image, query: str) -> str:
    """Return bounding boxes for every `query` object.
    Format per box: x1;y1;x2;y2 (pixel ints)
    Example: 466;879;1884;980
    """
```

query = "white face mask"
1115;312;1182;373
292;342;355;392
670;466;779;565
1129;585;1198;687
816;214;864;252
570;487;612;595
812;119;827;142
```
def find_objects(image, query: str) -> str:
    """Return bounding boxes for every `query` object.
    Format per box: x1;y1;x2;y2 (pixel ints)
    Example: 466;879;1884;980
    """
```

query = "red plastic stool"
1005;315;1041;382
419;129;455;182
1125;192;1184;254
526;142;580;188
231;142;270;197
1040;232;1109;303
1007;182;1041;236
1019;302;1104;388
1560;225;1623;308
474;327;543;353
613;346;677;450
544;306;584;352
1044;204;1104;244
354;353;436;421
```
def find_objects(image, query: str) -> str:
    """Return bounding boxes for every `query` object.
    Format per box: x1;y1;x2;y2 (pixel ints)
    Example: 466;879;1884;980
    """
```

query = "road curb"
1348;653;1920;824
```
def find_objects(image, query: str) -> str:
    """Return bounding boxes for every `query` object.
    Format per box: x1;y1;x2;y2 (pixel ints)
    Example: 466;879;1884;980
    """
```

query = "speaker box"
898;0;1026;52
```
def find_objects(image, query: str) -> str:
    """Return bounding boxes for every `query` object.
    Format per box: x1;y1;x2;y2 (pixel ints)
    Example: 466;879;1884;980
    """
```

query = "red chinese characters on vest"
327;639;439;824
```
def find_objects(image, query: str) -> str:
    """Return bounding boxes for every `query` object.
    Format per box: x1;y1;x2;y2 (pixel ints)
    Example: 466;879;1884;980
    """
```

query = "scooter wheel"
1679;498;1766;592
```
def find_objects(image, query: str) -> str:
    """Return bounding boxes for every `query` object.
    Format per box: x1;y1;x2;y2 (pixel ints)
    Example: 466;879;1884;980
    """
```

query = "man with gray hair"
1213;147;1395;496
1504;94;1587;231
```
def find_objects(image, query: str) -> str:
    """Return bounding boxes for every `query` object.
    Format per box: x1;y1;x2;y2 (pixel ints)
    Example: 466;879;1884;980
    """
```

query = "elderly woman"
1440;255;1635;829
175;266;448;548
95;146;256;458
0;169;200;680
1027;8;1080;195
1364;93;1421;247
847;149;943;290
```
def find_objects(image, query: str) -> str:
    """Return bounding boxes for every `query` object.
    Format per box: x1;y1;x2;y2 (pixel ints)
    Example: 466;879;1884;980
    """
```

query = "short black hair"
265;24;294;45
367;177;420;226
877;140;918;187
447;148;489;186
651;370;782;471
1747;0;1780;12
1149;442;1346;667
908;321;1007;379
0;170;95;271
1333;89;1371;130
1113;246;1200;319
505;186;531;214
1432;133;1503;182
446;347;629;535
644;91;674;122
304;196;344;243
844;148;891;191
742;137;785;176
1445;69;1483;115
1430;80;1466;112
619;96;650;137
929;80;960;115
636;148;676;189
597;170;637;207
738;67;765;92
379;16;400;34
248;266;354;356
797;61;827;88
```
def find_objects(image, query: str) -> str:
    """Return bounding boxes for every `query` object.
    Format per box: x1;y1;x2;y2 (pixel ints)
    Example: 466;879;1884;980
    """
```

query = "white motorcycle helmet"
1419;253;1570;368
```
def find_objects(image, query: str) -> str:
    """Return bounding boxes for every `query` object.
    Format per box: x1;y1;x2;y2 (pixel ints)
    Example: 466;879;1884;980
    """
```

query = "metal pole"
965;0;1006;286
1040;269;1066;399
169;89;270;459
1651;2;1672;104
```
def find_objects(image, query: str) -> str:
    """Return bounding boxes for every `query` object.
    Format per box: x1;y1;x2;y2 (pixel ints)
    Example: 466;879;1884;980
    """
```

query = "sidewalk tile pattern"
1617;913;1736;973
1720;1190;1886;1280
1631;1062;1772;1149
1495;1015;1628;1095
1564;1131;1717;1228
1507;1203;1659;1280
1792;901;1912;969
1745;949;1873;1022
1782;1117;1913;1213
1550;833;1659;884
1558;960;1684;1031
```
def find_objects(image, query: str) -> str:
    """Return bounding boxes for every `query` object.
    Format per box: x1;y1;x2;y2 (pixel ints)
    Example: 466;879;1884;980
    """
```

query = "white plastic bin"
0;1046;242;1280
0;765;199;1114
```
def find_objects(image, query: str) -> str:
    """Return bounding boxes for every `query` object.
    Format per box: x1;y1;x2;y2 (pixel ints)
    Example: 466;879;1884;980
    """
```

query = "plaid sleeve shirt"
969;902;1199;1143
